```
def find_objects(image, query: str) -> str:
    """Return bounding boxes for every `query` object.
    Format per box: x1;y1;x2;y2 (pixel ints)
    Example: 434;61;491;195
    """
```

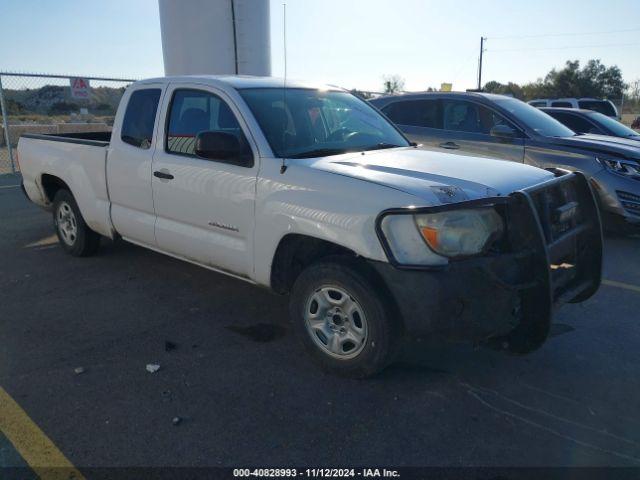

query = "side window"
442;100;517;135
549;112;598;134
530;101;547;108
121;89;161;149
166;89;246;157
442;100;481;133
478;105;520;136
382;100;442;129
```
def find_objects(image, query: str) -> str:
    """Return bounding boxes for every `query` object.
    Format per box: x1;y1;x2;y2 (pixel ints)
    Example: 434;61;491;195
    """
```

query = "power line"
487;42;640;53
487;27;640;40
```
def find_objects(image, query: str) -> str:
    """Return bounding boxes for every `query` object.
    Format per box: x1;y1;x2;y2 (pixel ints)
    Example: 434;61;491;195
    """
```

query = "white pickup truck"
18;76;603;377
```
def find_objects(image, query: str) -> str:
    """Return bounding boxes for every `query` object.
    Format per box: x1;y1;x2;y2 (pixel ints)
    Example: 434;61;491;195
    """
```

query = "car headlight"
597;157;640;179
379;208;504;266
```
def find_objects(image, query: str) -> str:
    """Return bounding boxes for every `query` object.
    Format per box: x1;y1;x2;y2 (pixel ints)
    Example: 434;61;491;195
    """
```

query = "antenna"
280;1;288;174
230;0;239;75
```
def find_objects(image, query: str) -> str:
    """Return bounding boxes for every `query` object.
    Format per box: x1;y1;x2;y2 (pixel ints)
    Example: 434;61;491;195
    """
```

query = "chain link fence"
0;72;136;175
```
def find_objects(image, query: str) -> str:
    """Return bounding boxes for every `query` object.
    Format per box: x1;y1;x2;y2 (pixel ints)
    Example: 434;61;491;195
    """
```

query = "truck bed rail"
21;131;111;147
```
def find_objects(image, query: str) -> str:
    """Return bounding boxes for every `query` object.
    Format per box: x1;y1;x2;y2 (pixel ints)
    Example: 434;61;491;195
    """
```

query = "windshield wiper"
362;142;404;151
288;148;352;159
287;143;405;159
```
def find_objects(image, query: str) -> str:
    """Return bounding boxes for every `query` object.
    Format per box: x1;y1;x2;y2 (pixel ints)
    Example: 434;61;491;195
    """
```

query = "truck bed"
21;131;112;147
18;130;114;239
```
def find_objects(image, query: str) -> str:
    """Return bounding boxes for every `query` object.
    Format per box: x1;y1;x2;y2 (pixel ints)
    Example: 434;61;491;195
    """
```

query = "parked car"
370;92;640;231
528;98;620;119
18;76;602;377
541;107;639;142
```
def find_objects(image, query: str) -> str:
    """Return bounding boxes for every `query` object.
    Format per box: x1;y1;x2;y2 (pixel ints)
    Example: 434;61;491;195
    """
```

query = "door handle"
439;141;460;150
153;170;174;180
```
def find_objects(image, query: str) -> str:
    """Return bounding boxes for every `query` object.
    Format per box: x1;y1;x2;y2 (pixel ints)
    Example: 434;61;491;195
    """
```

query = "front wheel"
52;190;100;257
289;259;399;378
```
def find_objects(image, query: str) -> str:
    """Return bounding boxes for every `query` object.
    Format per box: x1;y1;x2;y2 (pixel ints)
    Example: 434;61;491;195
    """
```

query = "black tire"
52;190;100;257
289;258;399;378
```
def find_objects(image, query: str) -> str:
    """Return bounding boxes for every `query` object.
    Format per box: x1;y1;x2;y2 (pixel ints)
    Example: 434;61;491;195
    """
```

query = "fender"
252;159;422;287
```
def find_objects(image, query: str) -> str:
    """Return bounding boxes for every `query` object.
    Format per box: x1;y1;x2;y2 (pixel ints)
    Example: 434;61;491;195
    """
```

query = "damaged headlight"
597;157;640;180
415;208;504;258
379;207;504;266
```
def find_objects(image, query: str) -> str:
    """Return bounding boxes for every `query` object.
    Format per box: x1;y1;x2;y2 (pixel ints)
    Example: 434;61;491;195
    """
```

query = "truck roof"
370;91;511;102
135;75;340;91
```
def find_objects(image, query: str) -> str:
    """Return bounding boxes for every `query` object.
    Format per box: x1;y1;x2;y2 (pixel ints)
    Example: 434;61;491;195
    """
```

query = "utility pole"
477;36;486;91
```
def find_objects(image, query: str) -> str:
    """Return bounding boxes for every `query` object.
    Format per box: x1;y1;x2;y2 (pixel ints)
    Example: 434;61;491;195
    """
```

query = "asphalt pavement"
1;173;640;470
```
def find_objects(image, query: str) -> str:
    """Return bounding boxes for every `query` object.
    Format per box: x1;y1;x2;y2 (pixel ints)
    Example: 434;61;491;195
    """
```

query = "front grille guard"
376;170;603;352
507;170;603;307
479;170;604;353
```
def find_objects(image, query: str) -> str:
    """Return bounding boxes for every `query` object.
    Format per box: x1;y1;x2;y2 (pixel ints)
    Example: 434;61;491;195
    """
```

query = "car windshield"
578;100;617;117
588;111;639;137
493;96;576;137
239;88;410;158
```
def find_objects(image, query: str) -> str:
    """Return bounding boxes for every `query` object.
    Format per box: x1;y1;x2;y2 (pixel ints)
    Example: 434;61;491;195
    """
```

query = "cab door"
107;85;164;246
150;83;258;278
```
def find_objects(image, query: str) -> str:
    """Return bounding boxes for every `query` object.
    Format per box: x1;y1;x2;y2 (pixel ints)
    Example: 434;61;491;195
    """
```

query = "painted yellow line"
603;279;640;294
0;386;85;480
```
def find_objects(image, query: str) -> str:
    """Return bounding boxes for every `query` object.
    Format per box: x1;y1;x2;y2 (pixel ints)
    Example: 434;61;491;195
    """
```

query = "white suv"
528;98;619;119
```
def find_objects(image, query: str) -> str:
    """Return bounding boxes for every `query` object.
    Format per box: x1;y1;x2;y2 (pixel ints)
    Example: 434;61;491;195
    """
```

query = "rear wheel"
289;259;399;378
53;190;100;257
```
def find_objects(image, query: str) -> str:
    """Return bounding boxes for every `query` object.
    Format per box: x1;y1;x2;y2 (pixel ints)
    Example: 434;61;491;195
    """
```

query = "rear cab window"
121;89;162;149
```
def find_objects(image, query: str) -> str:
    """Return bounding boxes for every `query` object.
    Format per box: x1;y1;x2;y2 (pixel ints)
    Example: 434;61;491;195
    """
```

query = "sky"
1;0;639;92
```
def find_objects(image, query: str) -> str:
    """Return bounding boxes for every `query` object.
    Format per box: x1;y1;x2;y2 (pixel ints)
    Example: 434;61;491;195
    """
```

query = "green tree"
482;81;524;99
382;75;405;95
484;59;627;101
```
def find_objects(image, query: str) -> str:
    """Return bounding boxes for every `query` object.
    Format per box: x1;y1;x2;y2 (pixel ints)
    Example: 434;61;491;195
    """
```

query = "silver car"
370;92;640;231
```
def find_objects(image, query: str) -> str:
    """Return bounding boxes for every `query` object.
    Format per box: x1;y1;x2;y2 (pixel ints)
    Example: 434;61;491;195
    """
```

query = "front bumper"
370;257;523;341
591;170;640;228
374;172;603;349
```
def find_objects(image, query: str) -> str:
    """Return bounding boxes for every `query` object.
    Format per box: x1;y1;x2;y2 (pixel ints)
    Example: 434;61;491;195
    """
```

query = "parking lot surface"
1;173;640;469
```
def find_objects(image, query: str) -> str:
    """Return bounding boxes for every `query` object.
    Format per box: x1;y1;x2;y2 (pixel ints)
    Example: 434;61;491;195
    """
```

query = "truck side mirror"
195;131;253;167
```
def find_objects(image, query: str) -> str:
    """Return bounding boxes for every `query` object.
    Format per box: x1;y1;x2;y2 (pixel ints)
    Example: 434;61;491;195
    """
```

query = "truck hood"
541;134;640;160
304;147;554;205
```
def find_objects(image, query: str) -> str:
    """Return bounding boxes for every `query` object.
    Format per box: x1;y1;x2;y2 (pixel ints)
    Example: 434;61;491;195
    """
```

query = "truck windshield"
239;88;410;158
493;97;576;138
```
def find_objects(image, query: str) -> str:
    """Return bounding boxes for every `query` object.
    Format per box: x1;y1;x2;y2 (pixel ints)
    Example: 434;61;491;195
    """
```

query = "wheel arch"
40;173;72;205
270;234;358;295
38;172;114;239
269;235;401;330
